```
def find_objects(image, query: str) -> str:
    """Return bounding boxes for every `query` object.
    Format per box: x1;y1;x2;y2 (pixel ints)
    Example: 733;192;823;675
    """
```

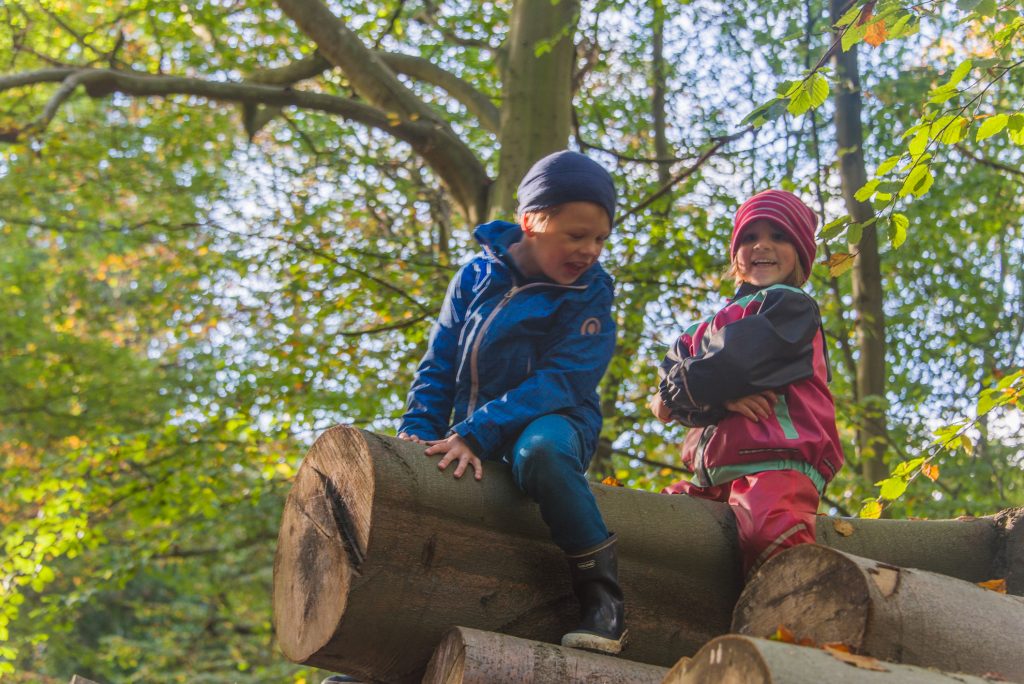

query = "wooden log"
420;626;667;684
731;544;1024;681
273;426;743;682
662;635;1010;684
271;426;1020;683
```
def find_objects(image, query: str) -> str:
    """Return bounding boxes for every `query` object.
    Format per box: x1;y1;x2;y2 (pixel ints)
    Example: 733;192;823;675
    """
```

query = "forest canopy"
1;0;1022;681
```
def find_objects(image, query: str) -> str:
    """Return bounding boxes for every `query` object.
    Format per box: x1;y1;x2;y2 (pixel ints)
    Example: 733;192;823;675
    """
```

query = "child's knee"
512;434;576;489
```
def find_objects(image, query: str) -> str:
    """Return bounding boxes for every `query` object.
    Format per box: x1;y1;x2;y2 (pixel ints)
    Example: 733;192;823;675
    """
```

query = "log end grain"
272;426;374;665
664;636;770;684
730;543;870;648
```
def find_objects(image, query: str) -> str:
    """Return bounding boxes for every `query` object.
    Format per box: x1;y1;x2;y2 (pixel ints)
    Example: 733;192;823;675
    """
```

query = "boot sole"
561;629;629;655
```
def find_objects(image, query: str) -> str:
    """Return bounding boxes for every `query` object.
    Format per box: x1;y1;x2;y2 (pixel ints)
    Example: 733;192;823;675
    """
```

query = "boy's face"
520;201;611;284
734;219;798;287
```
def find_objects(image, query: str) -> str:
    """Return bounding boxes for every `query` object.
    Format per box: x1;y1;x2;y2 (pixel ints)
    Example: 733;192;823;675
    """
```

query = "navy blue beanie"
516;150;617;225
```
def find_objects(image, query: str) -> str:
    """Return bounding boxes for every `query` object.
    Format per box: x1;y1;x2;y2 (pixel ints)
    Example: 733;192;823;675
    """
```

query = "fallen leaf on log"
977;578;1007;593
833;519;856;536
824;646;889;671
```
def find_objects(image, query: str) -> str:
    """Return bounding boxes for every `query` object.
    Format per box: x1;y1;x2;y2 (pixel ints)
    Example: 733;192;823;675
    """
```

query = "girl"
650;189;844;579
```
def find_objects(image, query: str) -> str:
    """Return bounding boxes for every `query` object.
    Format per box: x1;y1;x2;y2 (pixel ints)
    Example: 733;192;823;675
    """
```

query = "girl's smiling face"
514;202;611;285
734;219;799;287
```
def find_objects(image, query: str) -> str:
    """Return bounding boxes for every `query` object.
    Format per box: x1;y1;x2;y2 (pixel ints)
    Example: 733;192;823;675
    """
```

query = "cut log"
420;626;667;684
273;426;743;682
731;544;1024;681
271;426;1021;683
663;635;1011;684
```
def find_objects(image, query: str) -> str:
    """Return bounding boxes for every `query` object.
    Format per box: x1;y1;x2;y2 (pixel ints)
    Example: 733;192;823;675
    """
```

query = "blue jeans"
498;414;610;554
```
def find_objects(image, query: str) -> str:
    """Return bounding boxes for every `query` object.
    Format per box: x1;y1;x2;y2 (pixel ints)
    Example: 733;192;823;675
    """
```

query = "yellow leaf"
659;467;672;477
960;434;974;455
828;252;857;277
824;646;889;671
859;500;883;519
832;519;856;537
920;462;939;481
977;578;1007;593
600;475;622;487
770;625;797;644
864;19;887;47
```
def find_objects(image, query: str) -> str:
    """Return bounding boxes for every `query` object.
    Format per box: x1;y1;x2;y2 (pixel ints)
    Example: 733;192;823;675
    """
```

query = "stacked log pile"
272;426;1024;683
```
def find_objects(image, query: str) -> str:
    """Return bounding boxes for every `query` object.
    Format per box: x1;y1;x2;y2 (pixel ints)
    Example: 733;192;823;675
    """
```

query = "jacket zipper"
693;425;716;487
465;280;586;414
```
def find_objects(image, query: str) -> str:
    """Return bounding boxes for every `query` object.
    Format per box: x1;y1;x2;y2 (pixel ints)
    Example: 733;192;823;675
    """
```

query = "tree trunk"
489;0;579;217
830;0;889;487
664;635;1008;684
732;544;1024;681
271;427;1021;683
420;626;667;684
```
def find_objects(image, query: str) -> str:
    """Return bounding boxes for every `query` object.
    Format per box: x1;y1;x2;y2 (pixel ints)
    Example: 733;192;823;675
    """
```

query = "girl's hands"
649;393;673;424
424;433;483;481
724;391;777;422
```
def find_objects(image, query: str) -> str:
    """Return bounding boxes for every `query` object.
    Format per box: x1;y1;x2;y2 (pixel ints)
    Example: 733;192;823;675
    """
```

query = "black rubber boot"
560;533;627;654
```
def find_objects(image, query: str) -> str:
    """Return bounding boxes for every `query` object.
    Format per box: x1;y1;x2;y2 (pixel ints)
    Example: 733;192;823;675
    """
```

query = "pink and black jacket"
658;283;844;493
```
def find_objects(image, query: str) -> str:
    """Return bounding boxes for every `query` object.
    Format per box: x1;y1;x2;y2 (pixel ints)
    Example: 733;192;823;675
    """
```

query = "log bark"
271;426;1021;683
663;635;1010;684
731;544;1024;681
420;626;666;684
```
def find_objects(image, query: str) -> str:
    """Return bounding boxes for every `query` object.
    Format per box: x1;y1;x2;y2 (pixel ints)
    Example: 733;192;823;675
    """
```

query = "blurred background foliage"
1;0;1022;681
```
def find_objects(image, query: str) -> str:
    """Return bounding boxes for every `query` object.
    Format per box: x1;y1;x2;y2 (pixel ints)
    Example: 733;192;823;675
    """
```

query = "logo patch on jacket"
580;317;601;335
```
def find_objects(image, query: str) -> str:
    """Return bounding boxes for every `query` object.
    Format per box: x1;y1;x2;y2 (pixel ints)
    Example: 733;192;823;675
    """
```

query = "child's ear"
520;212;537;236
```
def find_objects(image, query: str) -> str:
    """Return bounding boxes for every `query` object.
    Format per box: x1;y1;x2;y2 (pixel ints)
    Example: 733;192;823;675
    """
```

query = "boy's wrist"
448;427;483;458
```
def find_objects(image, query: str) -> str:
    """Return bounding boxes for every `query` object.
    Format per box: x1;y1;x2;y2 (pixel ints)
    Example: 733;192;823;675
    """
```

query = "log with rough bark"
663;635;1012;684
732;544;1024;681
420;626;667;684
271;426;1023;683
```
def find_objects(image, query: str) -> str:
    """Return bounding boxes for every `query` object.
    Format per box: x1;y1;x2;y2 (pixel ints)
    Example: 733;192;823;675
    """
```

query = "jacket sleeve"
660;288;820;413
451;278;616;456
657;335;727;427
398;266;470;440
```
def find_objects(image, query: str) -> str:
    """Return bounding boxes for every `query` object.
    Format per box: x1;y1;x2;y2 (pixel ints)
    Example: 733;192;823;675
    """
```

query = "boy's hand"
724;391;777;422
649;393;673;424
424;434;483;481
397;432;428;445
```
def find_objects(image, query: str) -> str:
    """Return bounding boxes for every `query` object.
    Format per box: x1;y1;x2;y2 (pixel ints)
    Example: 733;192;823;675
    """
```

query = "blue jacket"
399;220;617;459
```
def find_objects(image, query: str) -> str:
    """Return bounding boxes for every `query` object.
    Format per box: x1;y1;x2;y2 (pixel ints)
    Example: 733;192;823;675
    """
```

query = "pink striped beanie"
731;190;818;284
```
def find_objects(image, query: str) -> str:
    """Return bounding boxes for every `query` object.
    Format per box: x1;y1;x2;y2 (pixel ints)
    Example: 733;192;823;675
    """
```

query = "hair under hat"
516;150;617;225
731;189;818;283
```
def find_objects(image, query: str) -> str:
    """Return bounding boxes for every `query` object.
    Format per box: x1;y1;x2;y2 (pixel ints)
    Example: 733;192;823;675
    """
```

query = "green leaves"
977;113;1009;141
782;73;830;117
887;213;908;249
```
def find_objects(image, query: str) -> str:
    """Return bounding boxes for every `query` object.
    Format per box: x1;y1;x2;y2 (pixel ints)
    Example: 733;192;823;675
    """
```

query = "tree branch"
275;0;489;223
376;52;499;133
618;128;750;220
246;51;332;85
0;68;445;162
954;142;1024;180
